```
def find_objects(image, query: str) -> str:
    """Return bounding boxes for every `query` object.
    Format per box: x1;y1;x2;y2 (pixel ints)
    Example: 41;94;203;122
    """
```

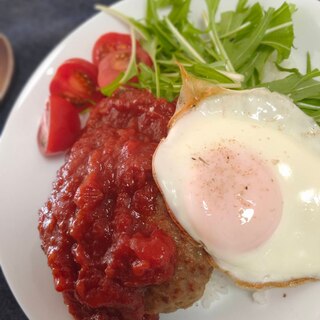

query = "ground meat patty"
38;87;212;320
145;197;212;313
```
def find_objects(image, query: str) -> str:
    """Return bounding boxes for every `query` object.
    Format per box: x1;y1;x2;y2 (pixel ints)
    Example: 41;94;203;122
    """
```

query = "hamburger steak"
38;88;212;320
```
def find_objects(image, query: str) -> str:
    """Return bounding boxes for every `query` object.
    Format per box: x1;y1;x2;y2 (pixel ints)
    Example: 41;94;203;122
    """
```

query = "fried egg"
152;73;320;288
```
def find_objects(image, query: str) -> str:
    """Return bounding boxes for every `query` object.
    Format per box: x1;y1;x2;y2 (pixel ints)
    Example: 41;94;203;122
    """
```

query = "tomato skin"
38;96;81;156
95;33;153;88
97;50;133;88
93;32;152;66
136;47;153;68
50;58;103;109
92;32;133;65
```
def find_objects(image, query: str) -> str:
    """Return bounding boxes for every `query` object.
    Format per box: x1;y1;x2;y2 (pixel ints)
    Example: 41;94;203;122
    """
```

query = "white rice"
252;290;270;305
200;270;270;308
200;270;230;308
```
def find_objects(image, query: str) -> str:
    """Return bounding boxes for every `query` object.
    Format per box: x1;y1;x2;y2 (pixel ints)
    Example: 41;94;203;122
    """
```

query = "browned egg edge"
168;66;229;128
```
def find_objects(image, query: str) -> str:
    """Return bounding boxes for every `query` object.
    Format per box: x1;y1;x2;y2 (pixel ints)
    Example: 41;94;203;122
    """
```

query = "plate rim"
1;0;320;319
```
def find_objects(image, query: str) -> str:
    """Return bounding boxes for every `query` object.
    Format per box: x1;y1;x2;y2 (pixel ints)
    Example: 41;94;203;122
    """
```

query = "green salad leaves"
96;0;320;125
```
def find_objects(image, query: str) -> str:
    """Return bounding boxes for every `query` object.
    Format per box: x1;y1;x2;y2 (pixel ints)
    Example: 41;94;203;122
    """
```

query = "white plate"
0;0;319;319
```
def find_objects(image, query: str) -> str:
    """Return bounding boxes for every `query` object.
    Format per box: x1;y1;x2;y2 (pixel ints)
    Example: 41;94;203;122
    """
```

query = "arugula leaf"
137;63;181;101
146;0;160;23
306;52;312;73
261;2;294;62
236;0;249;12
219;2;259;42
96;0;319;125
259;68;320;124
186;63;240;86
239;47;273;87
219;12;251;40
100;28;138;96
142;38;161;97
205;0;235;72
168;0;192;24
165;17;206;63
227;6;274;70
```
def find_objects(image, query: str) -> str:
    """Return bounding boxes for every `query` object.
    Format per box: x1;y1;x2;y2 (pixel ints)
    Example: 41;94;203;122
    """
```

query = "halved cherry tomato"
97;47;153;88
93;32;152;66
95;33;153;88
92;32;133;65
50;58;103;109
38;95;81;156
97;50;132;88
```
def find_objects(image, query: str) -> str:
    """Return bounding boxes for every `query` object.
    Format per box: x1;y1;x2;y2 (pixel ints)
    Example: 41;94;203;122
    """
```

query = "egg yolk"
185;140;283;255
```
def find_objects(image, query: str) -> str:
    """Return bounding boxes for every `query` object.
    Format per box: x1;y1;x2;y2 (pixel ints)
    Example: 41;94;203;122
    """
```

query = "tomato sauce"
38;88;176;320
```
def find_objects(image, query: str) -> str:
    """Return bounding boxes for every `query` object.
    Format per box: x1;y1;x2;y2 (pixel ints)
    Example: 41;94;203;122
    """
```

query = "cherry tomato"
136;47;153;68
38;95;81;156
97;50;133;88
95;35;153;88
50;58;103;109
92;32;133;65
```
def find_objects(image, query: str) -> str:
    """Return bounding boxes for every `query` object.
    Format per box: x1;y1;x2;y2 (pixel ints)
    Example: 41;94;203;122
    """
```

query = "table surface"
0;0;116;319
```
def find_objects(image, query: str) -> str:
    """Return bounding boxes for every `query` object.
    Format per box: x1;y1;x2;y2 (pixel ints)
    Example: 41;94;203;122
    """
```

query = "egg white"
153;87;320;286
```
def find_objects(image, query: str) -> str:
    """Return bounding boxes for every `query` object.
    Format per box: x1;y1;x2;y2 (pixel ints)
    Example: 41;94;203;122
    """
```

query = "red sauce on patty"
38;88;176;320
